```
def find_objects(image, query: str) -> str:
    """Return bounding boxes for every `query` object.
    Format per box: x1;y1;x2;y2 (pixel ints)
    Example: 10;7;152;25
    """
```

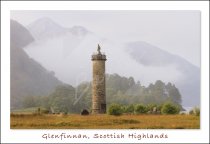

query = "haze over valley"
10;11;201;108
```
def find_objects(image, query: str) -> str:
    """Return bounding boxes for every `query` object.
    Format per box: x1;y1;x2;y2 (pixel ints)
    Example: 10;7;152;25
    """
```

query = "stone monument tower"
91;44;107;114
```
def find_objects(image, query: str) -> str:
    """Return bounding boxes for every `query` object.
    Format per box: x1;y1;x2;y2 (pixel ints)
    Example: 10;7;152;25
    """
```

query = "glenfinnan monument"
91;44;107;114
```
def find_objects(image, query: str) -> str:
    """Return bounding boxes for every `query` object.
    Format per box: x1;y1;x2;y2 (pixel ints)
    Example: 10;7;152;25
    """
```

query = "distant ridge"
23;17;200;107
10;20;65;109
27;17;89;40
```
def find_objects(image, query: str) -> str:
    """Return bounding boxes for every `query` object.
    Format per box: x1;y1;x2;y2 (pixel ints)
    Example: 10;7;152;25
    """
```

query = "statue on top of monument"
97;44;101;54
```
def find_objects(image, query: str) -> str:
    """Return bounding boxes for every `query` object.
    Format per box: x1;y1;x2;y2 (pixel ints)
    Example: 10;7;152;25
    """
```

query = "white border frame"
1;1;209;143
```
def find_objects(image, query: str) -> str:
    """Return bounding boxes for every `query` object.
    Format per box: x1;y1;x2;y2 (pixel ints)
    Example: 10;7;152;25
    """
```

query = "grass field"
10;113;200;129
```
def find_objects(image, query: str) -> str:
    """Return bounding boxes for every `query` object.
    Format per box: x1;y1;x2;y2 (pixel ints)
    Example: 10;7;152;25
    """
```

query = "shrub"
189;107;200;116
161;102;180;114
134;104;148;114
189;110;194;115
194;107;200;116
124;104;135;114
147;104;157;112
157;104;163;112
120;105;127;113
108;104;123;116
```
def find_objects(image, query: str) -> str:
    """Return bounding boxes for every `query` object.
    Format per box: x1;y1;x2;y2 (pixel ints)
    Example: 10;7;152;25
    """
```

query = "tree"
108;104;123;116
22;96;37;108
134;104;148;114
167;85;182;104
48;85;76;113
161;102;180;114
128;77;135;87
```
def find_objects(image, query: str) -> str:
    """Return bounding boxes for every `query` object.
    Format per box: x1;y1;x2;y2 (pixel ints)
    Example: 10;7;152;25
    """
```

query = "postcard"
1;1;209;143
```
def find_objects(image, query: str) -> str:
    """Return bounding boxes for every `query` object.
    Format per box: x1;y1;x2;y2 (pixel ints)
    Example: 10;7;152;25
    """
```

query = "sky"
11;10;201;67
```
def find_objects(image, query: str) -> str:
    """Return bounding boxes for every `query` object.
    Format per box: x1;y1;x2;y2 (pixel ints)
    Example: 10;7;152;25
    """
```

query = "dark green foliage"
146;103;162;114
19;84;88;114
108;104;123;116
124;104;135;114
157;104;163;112
161;102;180;114
134;104;148;114
105;74;182;106
146;103;157;111
165;83;182;104
15;73;183;114
106;74;133;93
48;85;77;113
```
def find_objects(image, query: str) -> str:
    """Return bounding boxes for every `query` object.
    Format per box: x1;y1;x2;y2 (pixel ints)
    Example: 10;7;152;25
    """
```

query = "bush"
134;104;148;114
189;110;194;115
189;107;200;116
147;104;157;112
157;104;163;112
124;104;135;114
194;107;200;116
108;104;123;116
161;102;180;114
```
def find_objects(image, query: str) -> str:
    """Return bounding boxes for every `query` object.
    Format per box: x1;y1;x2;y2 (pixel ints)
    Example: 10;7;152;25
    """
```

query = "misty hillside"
10;20;64;109
126;41;183;66
23;17;200;107
125;41;200;107
27;17;89;40
19;74;182;113
11;20;34;48
27;17;67;40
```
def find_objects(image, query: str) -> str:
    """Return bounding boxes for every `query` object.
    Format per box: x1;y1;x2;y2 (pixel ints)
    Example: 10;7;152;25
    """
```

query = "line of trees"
17;74;182;114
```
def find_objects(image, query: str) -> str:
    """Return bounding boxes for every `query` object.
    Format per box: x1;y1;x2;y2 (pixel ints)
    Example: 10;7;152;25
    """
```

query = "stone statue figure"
97;44;101;54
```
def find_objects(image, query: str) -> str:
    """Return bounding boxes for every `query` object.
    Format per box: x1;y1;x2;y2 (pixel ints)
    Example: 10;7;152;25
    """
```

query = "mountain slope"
27;17;89;40
10;20;64;109
24;17;200;107
27;17;67;40
10;20;34;48
126;41;182;66
125;41;200;106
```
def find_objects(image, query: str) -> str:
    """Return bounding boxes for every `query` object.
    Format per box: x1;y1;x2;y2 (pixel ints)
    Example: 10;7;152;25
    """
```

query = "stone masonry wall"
92;60;106;114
